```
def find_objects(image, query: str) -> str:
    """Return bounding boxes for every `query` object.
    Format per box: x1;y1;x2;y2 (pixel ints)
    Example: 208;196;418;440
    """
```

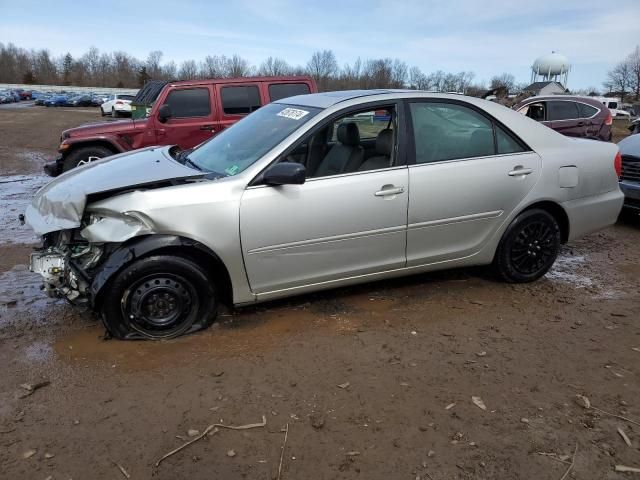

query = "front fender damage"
80;212;153;243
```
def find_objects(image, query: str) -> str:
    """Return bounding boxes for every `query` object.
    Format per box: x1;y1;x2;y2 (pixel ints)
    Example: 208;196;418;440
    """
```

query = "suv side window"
409;102;495;163
221;85;261;115
578;103;598;118
519;102;546;122
548;101;579;121
163;88;211;118
268;83;311;102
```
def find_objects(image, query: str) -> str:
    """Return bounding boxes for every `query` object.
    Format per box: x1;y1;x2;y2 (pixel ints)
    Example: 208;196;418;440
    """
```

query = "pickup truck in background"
45;75;317;175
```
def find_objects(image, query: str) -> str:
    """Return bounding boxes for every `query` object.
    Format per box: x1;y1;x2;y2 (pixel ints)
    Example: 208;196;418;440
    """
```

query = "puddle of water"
0;264;61;326
0;174;49;244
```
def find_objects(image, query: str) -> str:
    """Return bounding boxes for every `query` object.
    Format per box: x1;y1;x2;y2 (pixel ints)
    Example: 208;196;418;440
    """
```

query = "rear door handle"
200;125;216;131
508;167;533;177
374;185;405;197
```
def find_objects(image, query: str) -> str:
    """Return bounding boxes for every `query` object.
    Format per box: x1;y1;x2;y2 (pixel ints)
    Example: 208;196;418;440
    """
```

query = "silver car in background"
25;90;624;340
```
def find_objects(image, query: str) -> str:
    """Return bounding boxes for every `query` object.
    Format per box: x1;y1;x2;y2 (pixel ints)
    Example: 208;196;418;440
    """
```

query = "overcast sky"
1;0;638;89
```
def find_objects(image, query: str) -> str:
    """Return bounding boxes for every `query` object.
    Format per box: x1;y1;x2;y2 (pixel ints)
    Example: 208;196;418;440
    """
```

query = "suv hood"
25;146;205;235
64;118;147;137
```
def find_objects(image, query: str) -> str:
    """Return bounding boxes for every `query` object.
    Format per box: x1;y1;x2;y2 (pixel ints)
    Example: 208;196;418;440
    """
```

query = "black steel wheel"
493;209;561;283
100;255;217;340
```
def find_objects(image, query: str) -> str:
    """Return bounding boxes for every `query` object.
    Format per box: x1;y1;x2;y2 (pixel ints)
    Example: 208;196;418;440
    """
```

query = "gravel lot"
1;105;639;480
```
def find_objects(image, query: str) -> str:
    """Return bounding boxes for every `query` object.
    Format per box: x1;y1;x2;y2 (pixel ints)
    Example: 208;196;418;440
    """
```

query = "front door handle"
200;125;216;131
374;185;405;197
508;166;533;177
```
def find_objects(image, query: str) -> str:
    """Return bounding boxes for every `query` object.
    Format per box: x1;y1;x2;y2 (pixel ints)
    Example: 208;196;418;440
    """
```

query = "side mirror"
158;104;172;123
263;162;306;186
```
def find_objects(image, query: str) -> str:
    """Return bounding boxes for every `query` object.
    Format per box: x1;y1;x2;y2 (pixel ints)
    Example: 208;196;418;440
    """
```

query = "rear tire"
62;145;114;172
100;255;218;340
493;209;561;283
112;108;118;118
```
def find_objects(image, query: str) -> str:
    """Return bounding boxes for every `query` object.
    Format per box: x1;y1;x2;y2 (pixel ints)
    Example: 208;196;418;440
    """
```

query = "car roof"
519;95;603;105
274;90;572;153
275;89;415;108
168;75;315;88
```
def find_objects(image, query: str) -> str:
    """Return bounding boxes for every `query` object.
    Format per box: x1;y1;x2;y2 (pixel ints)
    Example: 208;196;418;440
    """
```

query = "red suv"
513;95;612;141
46;76;317;175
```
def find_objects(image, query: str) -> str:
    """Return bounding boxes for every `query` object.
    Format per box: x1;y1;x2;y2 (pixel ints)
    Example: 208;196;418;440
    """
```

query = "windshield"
186;103;321;176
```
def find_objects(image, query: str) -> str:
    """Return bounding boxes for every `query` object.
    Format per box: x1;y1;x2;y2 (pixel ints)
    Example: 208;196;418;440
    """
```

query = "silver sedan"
26;90;624;339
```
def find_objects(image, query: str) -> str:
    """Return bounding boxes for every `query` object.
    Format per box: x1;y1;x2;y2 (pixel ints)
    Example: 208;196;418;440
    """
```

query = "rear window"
163;88;211;118
268;83;311;102
119;95;135;101
578;103;598;118
548;101;579;121
221;85;261;115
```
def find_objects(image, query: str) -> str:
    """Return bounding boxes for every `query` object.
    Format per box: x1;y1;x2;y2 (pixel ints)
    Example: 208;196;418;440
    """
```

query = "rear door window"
409;102;496;163
548;101;579;121
163;88;211;118
577;103;598;118
496;125;526;154
221;85;261;115
268;83;311;102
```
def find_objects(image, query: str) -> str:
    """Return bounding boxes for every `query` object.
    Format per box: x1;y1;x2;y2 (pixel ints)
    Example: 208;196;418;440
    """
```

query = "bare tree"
409;66;430;90
627;45;640;99
178;60;198;80
225;54;252;77
490;73;516;92
163;60;177;80
604;61;632;101
307;50;338;91
200;55;226;78
258;56;291;76
146;50;163;80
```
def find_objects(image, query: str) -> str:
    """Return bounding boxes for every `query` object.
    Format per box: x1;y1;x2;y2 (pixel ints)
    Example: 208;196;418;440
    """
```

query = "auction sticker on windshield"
277;108;310;120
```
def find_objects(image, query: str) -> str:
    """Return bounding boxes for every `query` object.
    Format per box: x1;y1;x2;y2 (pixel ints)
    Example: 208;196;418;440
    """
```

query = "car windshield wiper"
183;156;203;171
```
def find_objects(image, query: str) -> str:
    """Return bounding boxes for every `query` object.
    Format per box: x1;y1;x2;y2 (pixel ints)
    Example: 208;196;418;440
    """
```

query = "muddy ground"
0;105;639;480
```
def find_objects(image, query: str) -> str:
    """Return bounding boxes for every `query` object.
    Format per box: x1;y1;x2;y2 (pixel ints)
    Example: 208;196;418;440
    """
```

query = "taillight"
116;100;123;105
605;111;612;126
614;151;622;179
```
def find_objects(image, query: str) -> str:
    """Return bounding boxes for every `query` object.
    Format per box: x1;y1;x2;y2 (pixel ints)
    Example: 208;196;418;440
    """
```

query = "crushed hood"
25;146;205;235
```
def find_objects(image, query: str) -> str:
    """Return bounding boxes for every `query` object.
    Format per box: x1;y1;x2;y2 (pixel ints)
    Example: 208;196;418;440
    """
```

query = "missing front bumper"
30;251;88;302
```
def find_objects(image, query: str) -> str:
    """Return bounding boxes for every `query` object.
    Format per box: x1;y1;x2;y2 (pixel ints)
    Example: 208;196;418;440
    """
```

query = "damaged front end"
25;146;206;304
30;212;155;303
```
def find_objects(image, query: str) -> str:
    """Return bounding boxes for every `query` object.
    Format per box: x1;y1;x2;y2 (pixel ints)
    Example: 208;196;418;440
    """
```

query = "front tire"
62;145;114;171
100;106;106;116
493;209;561;283
100;255;218;340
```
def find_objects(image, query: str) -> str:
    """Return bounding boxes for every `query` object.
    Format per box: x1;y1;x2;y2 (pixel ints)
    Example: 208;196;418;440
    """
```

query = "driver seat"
313;122;364;177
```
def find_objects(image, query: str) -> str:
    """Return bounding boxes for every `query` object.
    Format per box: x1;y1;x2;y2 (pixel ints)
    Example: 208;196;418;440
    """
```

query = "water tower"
531;52;571;86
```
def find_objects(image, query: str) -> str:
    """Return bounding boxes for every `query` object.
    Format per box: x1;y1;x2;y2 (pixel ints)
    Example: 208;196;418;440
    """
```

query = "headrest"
376;129;393;156
337;122;360;146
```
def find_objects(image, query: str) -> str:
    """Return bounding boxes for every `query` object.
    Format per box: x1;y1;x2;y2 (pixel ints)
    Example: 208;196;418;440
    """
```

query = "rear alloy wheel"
493;209;561;283
100;255;218;340
62;145;114;171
